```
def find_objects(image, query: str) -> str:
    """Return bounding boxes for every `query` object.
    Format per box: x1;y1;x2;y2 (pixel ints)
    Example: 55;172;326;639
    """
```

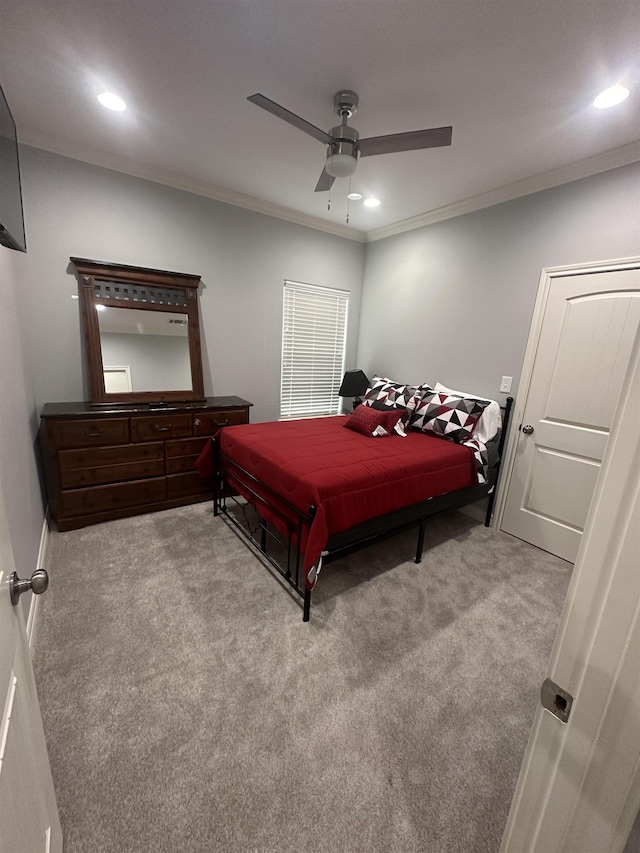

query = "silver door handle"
9;569;49;606
522;424;535;435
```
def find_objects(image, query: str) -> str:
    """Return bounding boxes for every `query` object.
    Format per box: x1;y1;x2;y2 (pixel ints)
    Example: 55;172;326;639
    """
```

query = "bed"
207;378;513;621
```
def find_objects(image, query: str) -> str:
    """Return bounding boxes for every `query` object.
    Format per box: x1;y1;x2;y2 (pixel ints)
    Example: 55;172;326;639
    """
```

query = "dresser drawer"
166;455;202;474
193;408;248;436
59;442;164;487
167;472;211;499
61;478;167;517
51;418;130;449
60;459;165;488
131;414;192;442
59;443;164;471
165;436;209;458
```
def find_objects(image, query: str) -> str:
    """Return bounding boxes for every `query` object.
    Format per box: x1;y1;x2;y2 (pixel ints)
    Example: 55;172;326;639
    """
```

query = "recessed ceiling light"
347;192;363;200
97;91;127;111
593;84;629;109
363;197;381;208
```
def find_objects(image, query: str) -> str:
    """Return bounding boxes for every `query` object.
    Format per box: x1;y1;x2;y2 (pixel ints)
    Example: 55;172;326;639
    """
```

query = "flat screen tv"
0;82;26;252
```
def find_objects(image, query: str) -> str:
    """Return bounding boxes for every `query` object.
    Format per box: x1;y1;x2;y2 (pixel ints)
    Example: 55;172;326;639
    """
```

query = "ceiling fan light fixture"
325;152;358;178
247;89;453;196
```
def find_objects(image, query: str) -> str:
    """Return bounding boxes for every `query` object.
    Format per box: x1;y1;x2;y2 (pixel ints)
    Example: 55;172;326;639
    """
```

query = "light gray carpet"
33;503;572;853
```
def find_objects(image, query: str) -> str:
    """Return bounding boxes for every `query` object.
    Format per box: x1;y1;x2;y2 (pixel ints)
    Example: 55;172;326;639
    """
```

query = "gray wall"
16;146;366;424
357;162;640;403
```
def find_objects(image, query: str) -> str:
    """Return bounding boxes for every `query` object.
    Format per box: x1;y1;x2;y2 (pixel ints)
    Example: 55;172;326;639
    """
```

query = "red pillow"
344;404;405;437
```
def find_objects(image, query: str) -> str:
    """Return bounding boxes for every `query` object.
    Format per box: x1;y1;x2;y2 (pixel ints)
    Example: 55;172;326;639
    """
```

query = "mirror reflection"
97;306;192;393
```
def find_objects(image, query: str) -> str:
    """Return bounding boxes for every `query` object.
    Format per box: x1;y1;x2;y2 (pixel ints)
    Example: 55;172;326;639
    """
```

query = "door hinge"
541;677;574;723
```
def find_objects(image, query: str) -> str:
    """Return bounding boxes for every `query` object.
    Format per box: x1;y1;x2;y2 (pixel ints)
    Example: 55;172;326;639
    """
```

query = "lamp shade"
339;369;370;398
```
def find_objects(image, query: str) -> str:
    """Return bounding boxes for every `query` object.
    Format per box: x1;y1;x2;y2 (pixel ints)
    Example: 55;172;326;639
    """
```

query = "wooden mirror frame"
71;257;205;405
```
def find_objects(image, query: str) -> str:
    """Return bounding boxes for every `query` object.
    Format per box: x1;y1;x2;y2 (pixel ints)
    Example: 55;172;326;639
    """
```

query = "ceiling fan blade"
359;125;453;158
247;93;332;145
314;167;335;192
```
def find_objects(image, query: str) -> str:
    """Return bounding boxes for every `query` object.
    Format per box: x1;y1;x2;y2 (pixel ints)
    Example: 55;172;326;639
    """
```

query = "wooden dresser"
39;396;252;531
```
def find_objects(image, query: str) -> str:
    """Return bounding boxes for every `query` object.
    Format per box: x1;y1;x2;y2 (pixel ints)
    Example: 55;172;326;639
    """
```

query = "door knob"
9;568;49;606
522;424;535;435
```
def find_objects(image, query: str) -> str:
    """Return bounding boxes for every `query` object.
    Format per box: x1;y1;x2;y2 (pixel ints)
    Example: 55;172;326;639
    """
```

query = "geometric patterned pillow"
434;382;501;443
410;391;490;443
362;376;430;413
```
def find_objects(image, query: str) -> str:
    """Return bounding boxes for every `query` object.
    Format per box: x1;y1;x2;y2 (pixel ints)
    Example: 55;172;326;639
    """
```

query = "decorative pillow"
344;404;407;437
369;399;410;424
362;376;430;413
410;391;491;443
434;382;501;443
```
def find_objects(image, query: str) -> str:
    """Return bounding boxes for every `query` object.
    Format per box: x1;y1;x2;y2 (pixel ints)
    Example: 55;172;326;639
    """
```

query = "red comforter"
214;416;478;590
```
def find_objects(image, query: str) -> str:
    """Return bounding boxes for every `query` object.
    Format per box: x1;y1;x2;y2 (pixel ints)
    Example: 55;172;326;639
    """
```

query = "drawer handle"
154;424;172;432
213;419;229;427
84;428;104;437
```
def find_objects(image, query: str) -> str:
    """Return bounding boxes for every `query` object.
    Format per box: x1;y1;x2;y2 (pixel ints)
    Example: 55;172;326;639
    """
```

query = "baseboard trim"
27;510;50;651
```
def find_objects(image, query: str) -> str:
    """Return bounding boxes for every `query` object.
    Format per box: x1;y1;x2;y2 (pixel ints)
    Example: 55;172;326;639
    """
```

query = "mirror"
98;307;192;393
72;258;205;405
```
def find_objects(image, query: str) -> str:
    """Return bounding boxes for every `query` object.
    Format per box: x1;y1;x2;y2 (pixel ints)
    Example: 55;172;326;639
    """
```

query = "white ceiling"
1;0;638;241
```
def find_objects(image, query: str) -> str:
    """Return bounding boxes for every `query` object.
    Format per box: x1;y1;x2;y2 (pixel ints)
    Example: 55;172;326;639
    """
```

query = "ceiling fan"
247;89;453;192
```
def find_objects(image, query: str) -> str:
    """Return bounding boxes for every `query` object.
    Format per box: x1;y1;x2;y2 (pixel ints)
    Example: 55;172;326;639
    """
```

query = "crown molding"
19;130;368;243
20;129;639;246
366;141;640;242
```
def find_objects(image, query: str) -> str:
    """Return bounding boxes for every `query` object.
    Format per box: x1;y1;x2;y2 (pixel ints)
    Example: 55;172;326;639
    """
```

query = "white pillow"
434;382;501;444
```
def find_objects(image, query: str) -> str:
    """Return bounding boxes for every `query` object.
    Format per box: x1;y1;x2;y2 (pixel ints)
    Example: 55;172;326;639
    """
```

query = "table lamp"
339;369;370;410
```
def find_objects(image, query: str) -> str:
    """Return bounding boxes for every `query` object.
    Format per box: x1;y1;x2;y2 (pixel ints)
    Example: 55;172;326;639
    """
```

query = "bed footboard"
213;438;317;620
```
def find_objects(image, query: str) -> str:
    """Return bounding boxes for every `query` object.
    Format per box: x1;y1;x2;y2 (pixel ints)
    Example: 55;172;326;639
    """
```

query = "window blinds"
281;280;349;419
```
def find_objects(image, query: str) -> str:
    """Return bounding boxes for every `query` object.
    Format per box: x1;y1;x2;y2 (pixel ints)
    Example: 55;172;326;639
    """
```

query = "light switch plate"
500;376;513;393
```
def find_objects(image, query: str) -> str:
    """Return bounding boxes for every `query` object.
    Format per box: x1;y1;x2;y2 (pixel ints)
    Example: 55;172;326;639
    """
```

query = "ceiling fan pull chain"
346;178;351;223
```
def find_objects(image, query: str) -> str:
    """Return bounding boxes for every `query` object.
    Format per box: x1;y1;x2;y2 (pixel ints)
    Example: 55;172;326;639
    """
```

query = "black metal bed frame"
213;396;513;622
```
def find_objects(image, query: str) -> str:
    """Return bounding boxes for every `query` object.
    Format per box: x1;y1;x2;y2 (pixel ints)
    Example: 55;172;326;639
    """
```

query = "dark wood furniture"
71;257;205;405
40;397;252;531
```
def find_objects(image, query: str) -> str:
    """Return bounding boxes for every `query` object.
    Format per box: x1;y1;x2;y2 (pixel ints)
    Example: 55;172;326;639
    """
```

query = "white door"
500;314;640;852
0;489;62;852
501;263;640;562
104;365;132;394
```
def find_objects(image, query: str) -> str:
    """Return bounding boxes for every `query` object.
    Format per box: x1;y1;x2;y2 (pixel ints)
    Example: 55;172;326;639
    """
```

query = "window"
281;280;349;418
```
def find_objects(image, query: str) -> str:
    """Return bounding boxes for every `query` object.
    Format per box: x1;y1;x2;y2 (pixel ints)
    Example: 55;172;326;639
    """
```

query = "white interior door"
0;489;62;852
500;312;640;853
104;364;132;393
501;264;640;562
